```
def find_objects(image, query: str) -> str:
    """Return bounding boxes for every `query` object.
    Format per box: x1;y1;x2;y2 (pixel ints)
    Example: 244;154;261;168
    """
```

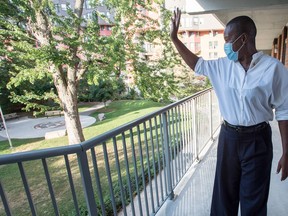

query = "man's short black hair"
226;16;257;39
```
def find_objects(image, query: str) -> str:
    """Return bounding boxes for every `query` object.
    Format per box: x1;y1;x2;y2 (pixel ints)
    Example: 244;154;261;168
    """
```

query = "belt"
223;120;268;133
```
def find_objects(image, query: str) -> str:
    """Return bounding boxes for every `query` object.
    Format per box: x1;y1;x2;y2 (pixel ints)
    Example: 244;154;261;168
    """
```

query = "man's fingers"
174;8;181;29
281;172;288;181
276;162;281;174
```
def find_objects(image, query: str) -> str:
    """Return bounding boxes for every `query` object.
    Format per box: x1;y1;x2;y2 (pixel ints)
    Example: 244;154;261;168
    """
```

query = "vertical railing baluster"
159;115;168;197
42;158;59;216
180;104;187;171
137;125;150;214
121;132;136;216
113;136;127;216
170;109;178;184
129;128;143;216
192;98;199;162
189;100;194;164
0;180;12;216
174;107;181;182
18;162;37;216
77;150;98;215
185;101;191;165
148;119;160;208
167;111;175;187
154;116;164;202
102;142;117;215
64;155;80;216
209;90;213;141
90;148;106;216
178;105;185;174
143;122;155;213
162;112;174;200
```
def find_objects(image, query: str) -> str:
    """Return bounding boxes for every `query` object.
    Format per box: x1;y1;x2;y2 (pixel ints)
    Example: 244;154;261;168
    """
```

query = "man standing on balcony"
171;8;288;216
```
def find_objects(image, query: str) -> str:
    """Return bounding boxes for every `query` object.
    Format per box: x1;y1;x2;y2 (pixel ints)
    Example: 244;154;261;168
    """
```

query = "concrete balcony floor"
156;119;288;216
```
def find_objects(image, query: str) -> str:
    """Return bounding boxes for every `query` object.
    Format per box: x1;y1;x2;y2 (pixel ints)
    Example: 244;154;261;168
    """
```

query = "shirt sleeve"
194;58;208;76
194;57;222;78
271;61;288;121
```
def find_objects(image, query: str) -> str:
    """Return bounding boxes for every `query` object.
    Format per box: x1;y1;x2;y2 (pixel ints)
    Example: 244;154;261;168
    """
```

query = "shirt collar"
250;51;264;68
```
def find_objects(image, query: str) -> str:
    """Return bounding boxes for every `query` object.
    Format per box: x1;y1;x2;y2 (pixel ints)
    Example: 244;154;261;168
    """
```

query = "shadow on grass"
89;100;167;126
0;138;44;154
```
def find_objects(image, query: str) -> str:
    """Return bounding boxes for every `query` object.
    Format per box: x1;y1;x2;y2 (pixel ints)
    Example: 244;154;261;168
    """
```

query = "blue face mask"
224;33;245;61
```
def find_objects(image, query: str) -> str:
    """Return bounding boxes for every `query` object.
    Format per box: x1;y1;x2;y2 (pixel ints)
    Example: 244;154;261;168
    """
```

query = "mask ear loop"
233;33;246;52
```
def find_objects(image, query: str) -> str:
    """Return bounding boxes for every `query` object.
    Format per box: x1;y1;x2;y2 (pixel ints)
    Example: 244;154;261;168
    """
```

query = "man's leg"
239;126;273;216
211;125;241;216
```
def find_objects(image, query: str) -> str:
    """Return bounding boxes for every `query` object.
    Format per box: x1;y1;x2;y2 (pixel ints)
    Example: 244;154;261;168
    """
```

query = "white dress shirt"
194;51;288;126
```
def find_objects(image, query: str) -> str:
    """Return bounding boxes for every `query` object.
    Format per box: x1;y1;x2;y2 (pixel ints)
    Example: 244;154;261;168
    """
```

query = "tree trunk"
53;66;85;145
63;92;85;145
28;0;86;145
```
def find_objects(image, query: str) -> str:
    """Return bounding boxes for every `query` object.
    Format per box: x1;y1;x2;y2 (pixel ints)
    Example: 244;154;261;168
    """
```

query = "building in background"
165;0;226;60
53;0;114;36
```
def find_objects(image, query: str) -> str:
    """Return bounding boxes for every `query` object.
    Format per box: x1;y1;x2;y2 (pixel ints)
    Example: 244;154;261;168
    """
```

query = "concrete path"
0;102;108;140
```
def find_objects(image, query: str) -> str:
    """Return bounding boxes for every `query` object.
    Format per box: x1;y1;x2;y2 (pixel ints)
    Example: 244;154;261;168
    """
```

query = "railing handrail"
0;87;213;165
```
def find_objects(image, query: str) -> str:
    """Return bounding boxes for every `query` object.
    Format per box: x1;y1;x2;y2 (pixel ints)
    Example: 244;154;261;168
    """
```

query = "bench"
98;113;106;121
45;130;67;139
45;110;63;118
3;113;20;120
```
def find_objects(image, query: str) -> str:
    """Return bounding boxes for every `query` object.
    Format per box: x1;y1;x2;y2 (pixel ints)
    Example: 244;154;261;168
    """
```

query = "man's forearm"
277;120;288;180
171;37;199;71
278;120;288;156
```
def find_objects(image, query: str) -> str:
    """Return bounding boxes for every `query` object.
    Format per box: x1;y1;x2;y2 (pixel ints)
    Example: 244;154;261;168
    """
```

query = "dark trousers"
210;123;273;216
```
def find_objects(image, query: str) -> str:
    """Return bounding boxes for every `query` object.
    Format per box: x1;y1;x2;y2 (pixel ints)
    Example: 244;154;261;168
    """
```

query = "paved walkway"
0;102;108;140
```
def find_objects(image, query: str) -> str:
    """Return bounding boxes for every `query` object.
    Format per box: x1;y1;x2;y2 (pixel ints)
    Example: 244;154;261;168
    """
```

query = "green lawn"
0;100;167;155
0;100;168;216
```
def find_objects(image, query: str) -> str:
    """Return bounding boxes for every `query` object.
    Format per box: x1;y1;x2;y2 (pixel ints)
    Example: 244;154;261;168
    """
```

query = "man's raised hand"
170;8;181;40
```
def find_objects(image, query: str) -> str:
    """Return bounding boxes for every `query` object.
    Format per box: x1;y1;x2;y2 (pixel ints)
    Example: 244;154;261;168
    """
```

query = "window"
190;42;195;51
83;12;93;20
107;26;112;31
213;31;219;37
181;18;185;27
195;42;201;52
85;0;93;9
193;17;199;25
214;52;218;58
144;43;154;53
61;4;67;11
209;41;213;49
100;26;105;31
209;52;213;59
199;18;204;24
214;41;218;49
54;4;60;12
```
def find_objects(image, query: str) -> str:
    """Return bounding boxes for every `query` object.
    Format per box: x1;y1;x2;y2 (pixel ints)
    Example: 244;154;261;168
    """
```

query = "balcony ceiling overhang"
187;0;288;51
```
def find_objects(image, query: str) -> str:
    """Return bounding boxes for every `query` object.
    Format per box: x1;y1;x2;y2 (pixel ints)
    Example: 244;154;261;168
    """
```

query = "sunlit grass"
0;100;167;155
0;100;168;216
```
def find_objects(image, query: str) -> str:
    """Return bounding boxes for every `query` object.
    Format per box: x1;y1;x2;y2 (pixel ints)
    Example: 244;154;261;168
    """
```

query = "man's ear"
242;34;248;43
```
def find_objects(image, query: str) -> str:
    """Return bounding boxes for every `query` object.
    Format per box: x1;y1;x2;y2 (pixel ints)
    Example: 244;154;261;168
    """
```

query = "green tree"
105;1;184;102
95;78;114;106
1;0;185;145
0;0;102;144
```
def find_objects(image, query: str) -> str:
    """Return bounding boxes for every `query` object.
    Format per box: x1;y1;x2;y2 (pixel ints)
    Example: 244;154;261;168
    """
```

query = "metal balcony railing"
0;88;221;216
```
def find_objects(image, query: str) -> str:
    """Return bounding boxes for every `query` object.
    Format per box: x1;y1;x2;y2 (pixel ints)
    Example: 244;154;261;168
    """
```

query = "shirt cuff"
275;109;288;121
